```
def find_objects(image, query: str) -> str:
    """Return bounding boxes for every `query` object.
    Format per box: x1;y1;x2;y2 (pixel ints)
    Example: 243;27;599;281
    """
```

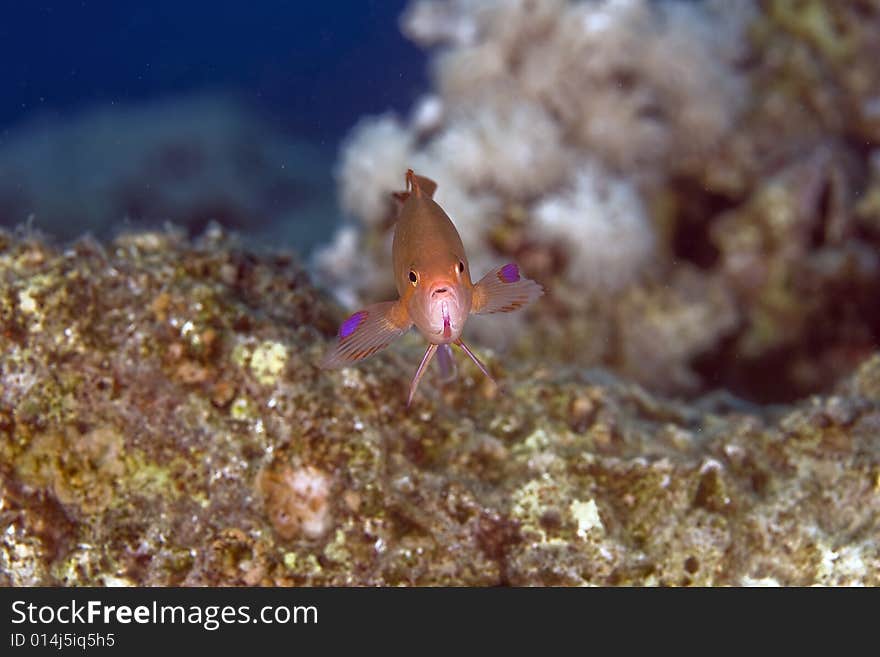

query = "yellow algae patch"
249;341;288;385
17;426;125;515
18;290;37;315
570;499;603;539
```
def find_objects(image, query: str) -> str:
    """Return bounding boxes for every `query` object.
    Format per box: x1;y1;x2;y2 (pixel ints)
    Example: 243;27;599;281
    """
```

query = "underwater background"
0;0;422;251
2;0;880;586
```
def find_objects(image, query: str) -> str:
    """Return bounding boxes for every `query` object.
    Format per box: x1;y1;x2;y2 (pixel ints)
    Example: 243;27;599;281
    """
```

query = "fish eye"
409;270;418;285
457;261;465;275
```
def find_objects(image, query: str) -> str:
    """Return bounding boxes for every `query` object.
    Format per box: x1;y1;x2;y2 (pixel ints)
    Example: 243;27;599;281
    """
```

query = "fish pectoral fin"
471;263;544;315
321;300;411;369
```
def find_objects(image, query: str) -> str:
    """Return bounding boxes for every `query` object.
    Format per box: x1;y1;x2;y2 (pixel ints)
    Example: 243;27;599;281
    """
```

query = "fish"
322;169;543;406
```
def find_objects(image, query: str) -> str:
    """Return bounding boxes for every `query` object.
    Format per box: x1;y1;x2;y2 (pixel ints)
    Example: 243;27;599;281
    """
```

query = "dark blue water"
0;1;427;248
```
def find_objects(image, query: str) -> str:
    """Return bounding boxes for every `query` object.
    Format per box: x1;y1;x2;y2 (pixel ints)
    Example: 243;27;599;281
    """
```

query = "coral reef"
317;0;880;401
1;229;878;586
1;0;879;588
530;161;654;292
257;463;333;540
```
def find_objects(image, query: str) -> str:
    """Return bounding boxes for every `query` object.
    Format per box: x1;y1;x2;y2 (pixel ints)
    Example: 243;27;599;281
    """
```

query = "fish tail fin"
471;263;544;315
321;300;411;369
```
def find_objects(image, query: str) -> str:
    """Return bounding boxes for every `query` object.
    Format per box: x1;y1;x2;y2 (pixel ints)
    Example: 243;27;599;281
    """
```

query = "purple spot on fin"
339;311;367;339
499;263;520;283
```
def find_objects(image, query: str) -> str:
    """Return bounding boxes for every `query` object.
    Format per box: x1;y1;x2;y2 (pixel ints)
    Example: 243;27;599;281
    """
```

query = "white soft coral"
531;161;655;292
337;114;413;226
429;98;572;200
516;0;749;176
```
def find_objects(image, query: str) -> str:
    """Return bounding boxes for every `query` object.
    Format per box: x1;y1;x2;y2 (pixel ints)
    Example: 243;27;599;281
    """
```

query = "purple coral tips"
499;263;520;283
339;311;367;339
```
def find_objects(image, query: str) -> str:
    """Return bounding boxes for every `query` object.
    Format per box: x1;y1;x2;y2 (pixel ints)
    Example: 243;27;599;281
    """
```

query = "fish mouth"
422;283;463;342
427;296;459;340
442;300;451;339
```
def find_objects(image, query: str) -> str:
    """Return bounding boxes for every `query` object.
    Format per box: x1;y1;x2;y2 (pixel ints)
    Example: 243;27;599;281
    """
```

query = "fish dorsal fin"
409;170;437;198
393;169;438;207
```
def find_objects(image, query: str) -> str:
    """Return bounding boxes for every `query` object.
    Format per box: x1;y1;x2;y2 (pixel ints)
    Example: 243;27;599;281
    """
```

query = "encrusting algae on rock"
257;462;333;540
1;227;879;585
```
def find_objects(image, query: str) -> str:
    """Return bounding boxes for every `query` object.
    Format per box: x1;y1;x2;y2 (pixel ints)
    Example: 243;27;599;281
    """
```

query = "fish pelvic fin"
471;263;544;315
407;343;438;407
321;300;411;369
455;338;503;395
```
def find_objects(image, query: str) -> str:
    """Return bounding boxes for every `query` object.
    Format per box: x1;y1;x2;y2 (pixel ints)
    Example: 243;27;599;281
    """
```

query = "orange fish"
322;169;543;405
